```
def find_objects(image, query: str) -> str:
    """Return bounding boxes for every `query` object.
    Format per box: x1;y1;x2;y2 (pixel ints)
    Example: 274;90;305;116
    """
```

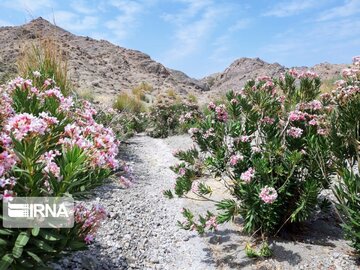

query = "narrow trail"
52;134;358;270
52;134;215;270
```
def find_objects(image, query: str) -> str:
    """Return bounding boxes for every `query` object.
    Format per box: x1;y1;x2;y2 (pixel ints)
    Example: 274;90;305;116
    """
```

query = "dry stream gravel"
51;134;359;270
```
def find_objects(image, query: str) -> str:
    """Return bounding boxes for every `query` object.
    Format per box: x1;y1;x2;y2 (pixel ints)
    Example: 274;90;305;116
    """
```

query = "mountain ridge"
0;18;349;104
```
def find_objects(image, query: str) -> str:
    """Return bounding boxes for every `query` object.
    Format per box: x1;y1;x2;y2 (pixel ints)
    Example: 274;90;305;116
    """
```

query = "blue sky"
0;0;359;78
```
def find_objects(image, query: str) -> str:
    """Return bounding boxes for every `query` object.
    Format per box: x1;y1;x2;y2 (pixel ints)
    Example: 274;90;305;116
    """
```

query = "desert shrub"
187;92;198;104
76;88;95;102
95;108;148;140
113;92;146;114
331;56;360;253
0;75;119;268
165;70;334;239
17;39;72;96
132;82;153;102
147;99;202;138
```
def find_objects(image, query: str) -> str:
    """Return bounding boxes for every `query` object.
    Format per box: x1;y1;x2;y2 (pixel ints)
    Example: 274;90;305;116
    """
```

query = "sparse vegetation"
113;92;146;113
17;38;72;96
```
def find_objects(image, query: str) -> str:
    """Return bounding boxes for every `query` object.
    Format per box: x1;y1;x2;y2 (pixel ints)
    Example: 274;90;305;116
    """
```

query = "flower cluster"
240;167;255;183
215;104;228;122
259;186;278;204
74;201;108;244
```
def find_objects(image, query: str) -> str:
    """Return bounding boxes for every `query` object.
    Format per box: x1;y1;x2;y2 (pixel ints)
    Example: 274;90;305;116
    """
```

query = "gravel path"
52;134;214;270
51;134;359;270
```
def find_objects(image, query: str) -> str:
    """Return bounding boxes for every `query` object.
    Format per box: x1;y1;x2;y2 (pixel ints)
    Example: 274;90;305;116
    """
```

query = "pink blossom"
288;110;306;122
307;100;322;110
84;234;94;244
203;128;215;139
205;216;218;230
317;128;327;136
353;56;360;66
287;127;303;138
260;116;275;125
288;69;298;77
229;154;243;166
178;168;186;176
188;128;199;136
215;105;228;122
259;186;278;204
6;113;48;141
298;71;319;79
1;190;14;201
230;98;238;105
240;168;255;183
238;135;251;143
308;119;318;126
207;102;216;110
119;176;132;188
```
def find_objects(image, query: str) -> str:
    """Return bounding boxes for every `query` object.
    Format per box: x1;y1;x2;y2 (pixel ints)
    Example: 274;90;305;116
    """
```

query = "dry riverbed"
51;134;359;270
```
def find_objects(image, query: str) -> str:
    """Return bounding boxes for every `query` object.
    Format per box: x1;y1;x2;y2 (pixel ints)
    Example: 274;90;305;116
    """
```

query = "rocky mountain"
202;58;349;96
0;18;350;105
0;17;208;105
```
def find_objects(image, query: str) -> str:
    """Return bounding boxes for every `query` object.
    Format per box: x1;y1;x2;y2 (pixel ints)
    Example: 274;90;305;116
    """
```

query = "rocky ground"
50;134;359;270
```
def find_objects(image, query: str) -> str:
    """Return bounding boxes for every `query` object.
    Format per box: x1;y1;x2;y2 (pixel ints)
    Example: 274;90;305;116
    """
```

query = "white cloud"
162;0;230;60
261;17;360;65
105;0;144;41
48;11;99;32
317;0;360;21
0;0;55;12
70;0;98;14
264;0;320;17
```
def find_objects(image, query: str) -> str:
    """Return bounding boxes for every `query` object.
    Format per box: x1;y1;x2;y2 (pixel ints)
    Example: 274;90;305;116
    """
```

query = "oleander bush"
0;75;120;268
147;97;202;138
95;107;148;140
331;56;360;254
165;69;335;239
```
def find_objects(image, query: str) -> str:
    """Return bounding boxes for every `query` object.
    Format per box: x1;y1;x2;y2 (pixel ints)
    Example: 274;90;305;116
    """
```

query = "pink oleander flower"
353;56;360;66
308;119;318;126
215;104;228;122
205;216;218;230
259;186;278;204
251;146;261;153
203;128;215;139
288;69;298;77
0;177;16;188
298;70;319;79
84;234;94;244
178;168;186;176
6;113;48;141
207;102;216;110
288;110;306;122
260;116;275;125
0;151;17;177
39;112;59;125
307;100;322;110
188;128;199;136
335;80;347;88
287;127;303;138
1;190;14;201
240;167;255;183
317;128;327;136
119;176;132;188
238;135;251;143
230;98;238;105
229;154;243;166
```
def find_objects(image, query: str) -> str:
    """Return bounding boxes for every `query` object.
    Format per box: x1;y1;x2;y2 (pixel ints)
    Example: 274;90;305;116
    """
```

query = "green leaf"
31;227;40;237
26;251;44;265
0;254;14;270
15;231;30;248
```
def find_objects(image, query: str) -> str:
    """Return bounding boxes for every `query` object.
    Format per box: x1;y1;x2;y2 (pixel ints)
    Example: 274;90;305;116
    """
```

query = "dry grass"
187;92;198;104
76;88;95;102
113;92;146;113
17;38;72;95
